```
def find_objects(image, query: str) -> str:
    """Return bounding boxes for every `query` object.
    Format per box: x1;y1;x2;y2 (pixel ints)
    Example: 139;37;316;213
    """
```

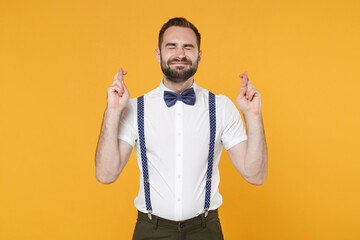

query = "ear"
156;48;161;63
198;50;202;63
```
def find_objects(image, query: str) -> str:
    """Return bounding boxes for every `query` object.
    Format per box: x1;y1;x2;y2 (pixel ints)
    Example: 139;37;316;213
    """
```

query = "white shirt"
118;80;247;221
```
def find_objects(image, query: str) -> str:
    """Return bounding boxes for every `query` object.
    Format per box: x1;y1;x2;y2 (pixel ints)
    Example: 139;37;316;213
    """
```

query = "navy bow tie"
164;88;196;107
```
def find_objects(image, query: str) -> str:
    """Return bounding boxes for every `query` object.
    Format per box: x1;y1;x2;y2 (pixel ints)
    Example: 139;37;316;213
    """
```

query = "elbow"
244;169;267;186
95;155;122;184
247;174;266;186
243;158;268;186
96;175;116;184
95;169;119;184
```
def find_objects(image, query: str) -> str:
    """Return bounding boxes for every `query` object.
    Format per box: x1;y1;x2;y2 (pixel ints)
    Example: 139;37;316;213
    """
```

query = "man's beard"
160;55;199;83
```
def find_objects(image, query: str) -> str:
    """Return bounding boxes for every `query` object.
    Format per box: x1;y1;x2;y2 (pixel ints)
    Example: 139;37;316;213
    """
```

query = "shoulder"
214;94;231;105
126;85;162;105
195;85;234;109
120;98;137;120
206;90;239;117
126;97;138;109
144;86;162;100
214;95;238;120
196;85;230;102
208;91;233;107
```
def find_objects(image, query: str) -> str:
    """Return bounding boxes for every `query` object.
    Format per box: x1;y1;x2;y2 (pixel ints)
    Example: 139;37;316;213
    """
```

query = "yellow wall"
1;0;359;239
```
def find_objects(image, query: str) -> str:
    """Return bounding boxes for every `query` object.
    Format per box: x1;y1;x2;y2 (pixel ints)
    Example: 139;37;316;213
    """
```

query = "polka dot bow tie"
163;88;196;107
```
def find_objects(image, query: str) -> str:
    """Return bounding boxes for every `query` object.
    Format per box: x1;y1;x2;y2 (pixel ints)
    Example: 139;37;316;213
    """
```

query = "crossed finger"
113;67;127;84
246;82;256;101
239;72;259;101
238;72;249;97
112;67;127;96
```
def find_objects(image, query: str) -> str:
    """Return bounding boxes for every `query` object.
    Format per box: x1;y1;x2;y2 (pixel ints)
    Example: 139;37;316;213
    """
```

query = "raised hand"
236;72;261;116
107;67;130;111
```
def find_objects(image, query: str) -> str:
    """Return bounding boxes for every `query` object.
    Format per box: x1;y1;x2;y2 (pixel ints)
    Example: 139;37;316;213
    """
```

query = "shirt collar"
159;78;198;94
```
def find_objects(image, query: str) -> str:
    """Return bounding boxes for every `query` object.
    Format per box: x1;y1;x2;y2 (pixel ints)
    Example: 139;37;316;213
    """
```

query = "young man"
95;17;267;240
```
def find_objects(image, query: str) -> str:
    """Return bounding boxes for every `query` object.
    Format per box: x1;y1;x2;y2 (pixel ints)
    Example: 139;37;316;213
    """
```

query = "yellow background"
1;0;359;239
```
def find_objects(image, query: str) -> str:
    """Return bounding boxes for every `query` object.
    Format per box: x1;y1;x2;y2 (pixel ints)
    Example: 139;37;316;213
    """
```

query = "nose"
175;47;186;58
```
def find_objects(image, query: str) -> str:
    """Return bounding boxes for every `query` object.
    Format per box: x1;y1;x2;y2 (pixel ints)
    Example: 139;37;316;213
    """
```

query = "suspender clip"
204;209;209;218
148;211;152;220
144;178;149;182
206;178;212;182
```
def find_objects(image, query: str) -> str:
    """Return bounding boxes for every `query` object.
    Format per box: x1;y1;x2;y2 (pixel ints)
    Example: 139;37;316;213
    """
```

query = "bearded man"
95;17;267;240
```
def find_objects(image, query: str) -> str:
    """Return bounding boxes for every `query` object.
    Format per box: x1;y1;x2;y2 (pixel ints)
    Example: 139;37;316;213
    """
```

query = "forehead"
162;26;198;47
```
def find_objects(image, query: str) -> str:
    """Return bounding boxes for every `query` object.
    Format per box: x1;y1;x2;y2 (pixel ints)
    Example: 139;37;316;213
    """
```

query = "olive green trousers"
132;209;224;240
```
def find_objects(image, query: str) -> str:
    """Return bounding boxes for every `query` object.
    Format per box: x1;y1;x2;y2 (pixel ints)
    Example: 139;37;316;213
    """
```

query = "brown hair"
158;17;201;50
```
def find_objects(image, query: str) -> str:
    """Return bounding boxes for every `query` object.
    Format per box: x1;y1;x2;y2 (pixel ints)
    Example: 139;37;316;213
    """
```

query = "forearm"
95;108;122;184
243;113;268;185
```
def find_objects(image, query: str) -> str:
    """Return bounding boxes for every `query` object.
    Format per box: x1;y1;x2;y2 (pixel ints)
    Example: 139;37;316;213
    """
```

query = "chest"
142;101;212;149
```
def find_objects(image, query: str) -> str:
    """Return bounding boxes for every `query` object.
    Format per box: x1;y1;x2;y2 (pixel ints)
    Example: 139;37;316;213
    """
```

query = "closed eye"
165;43;176;49
184;44;194;50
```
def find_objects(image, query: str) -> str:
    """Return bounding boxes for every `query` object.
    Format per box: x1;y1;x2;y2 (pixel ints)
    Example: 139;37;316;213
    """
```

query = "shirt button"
177;175;181;179
177;113;181;116
178;153;181;157
177;198;181;202
177;132;181;136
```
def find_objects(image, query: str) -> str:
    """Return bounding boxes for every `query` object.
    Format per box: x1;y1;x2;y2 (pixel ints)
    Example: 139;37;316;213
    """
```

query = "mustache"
168;57;192;65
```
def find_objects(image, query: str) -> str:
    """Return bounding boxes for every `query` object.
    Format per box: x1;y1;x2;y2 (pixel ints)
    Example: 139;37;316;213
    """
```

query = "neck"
163;76;194;94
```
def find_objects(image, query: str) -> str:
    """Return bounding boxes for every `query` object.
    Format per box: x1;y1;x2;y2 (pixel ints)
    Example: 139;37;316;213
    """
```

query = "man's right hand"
107;67;130;111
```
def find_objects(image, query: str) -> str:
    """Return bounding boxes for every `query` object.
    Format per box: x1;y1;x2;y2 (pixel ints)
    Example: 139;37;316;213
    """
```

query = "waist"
137;209;219;230
134;193;223;220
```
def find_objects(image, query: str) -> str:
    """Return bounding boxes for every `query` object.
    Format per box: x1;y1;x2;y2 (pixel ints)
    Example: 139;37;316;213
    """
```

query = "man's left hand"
236;72;261;116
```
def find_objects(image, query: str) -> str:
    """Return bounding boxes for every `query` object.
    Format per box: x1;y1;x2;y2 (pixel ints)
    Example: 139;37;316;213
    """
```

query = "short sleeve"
221;97;247;150
118;98;138;147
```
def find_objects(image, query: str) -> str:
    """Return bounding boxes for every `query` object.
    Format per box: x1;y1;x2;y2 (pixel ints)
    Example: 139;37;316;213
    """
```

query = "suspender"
137;96;153;219
204;92;216;217
137;92;216;219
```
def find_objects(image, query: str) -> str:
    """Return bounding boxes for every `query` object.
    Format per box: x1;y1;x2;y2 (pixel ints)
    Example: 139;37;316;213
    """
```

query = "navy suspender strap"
137;96;153;220
204;92;216;217
137;92;216;220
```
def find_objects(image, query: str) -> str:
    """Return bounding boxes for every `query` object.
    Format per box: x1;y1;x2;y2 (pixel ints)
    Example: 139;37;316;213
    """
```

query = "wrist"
105;107;123;119
243;111;262;121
